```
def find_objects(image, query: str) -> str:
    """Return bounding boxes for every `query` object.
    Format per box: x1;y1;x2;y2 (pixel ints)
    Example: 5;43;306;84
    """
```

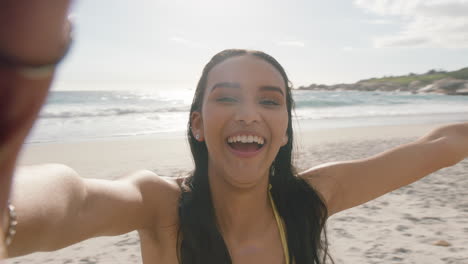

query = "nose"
234;100;261;125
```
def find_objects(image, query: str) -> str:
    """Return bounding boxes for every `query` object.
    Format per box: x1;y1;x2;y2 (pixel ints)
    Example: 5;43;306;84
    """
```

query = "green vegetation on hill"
298;66;468;95
359;67;468;86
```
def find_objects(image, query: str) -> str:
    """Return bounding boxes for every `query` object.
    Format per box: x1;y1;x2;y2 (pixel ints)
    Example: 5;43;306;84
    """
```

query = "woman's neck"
208;168;274;245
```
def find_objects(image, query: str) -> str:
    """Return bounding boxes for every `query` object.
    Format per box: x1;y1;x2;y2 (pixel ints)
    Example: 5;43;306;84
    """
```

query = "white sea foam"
26;90;468;143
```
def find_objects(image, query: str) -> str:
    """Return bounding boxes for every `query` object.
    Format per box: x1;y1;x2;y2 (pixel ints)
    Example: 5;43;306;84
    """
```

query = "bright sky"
54;0;468;91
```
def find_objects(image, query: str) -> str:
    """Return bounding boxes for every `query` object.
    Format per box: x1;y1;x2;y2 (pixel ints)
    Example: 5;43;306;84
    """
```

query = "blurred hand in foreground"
0;0;74;259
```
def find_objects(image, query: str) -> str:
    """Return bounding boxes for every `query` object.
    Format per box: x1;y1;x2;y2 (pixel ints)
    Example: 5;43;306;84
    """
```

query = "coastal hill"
297;67;468;95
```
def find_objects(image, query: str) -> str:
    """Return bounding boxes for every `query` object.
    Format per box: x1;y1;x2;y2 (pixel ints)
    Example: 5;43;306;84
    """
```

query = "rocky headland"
298;68;468;95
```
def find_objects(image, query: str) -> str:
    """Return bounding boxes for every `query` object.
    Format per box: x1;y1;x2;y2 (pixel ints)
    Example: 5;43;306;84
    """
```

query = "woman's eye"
216;97;237;103
260;99;280;106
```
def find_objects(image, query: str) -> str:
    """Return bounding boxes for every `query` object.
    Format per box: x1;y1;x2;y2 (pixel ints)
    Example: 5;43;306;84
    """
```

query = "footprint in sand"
403;213;420;223
419;217;443;224
440;256;468;264
348;246;361;252
79;257;98;264
393;247;412;254
115;237;139;246
455;203;468;213
333;228;355;239
395;225;409;232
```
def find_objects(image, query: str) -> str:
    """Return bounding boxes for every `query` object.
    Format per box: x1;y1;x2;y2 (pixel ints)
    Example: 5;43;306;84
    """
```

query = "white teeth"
227;135;265;145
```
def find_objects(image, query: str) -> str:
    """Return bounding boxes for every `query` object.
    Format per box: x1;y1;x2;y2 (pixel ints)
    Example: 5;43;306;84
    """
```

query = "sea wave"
40;106;190;119
294;103;468;120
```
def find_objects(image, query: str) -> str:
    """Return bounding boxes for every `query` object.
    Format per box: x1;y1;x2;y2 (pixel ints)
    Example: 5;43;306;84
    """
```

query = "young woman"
1;4;468;264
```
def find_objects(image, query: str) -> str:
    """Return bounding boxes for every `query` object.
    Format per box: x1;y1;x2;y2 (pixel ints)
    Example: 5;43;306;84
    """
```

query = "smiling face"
190;55;289;187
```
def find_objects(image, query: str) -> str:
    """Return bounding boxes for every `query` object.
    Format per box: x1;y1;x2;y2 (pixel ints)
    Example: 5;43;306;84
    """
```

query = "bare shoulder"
125;169;182;194
125;170;183;202
126;170;184;228
298;162;343;215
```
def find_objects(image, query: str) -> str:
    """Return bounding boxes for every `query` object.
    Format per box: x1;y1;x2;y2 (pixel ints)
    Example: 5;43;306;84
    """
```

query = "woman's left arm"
300;122;468;217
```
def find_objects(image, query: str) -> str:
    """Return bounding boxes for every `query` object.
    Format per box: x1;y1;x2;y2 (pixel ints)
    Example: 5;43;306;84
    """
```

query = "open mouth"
227;135;265;153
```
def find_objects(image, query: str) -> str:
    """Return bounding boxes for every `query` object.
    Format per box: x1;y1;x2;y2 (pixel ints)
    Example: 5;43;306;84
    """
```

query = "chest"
138;225;287;264
228;239;287;264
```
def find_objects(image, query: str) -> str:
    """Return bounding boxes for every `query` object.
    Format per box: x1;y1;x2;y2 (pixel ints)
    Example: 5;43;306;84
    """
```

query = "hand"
0;0;73;64
0;1;74;258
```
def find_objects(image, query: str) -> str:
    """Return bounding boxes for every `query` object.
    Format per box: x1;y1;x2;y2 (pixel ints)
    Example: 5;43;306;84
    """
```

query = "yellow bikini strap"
268;184;290;264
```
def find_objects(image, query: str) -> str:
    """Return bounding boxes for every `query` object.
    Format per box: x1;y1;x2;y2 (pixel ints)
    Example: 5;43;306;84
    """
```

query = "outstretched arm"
301;122;468;216
7;164;179;258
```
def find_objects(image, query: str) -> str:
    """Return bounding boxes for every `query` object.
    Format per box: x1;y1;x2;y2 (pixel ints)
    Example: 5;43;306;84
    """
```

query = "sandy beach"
7;122;468;264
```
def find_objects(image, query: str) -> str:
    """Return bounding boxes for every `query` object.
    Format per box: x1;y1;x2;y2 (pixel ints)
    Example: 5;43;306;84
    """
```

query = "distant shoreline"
297;67;468;95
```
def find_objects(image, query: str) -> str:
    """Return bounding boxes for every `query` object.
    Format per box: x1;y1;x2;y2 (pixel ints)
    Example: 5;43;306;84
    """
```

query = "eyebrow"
260;85;284;96
210;82;285;96
210;82;240;92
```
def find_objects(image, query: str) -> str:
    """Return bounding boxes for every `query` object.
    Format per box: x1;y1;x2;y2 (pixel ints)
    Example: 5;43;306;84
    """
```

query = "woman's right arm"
7;164;177;257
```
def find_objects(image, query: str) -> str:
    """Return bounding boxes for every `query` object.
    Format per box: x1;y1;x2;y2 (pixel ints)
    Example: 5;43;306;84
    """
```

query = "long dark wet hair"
178;49;330;263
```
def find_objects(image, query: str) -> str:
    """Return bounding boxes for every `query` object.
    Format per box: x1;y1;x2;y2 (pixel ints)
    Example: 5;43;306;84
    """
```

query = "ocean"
27;90;468;143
